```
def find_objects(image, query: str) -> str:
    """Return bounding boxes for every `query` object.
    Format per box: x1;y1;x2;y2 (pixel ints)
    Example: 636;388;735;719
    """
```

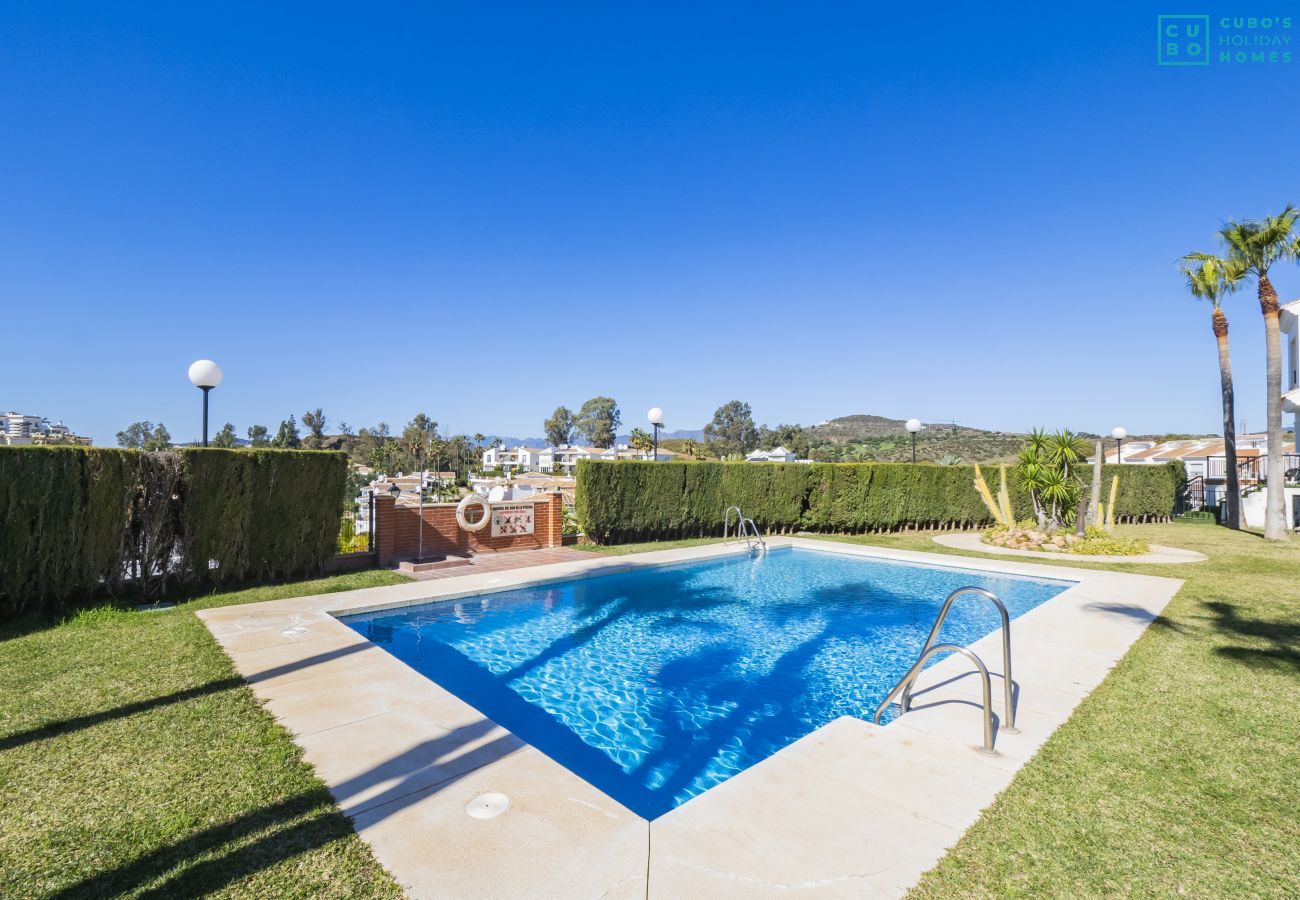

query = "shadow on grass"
0;678;242;753
1;642;371;752
1201;600;1300;672
50;788;348;899
50;717;515;898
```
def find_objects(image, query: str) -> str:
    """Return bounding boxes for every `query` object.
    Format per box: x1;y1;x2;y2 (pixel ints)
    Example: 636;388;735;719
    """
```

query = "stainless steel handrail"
723;505;743;543
872;643;997;754
901;587;1017;733
741;517;767;553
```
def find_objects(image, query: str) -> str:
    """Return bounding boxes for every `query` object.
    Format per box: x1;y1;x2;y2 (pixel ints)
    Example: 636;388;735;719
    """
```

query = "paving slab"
650;718;1007;898
351;746;648;900
296;694;527;816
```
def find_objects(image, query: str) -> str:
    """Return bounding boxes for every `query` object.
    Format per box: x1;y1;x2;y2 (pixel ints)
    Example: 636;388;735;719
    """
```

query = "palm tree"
1219;205;1298;540
1182;253;1243;529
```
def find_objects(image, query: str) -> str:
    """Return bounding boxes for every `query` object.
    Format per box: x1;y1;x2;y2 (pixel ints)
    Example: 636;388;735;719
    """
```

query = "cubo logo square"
1158;15;1211;65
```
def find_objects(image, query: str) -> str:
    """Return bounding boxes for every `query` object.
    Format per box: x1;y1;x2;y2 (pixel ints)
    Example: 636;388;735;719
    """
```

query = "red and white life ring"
456;495;491;532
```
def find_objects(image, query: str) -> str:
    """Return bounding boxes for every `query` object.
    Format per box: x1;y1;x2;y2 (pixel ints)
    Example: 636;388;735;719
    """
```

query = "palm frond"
1180;253;1242;306
1219;204;1298;273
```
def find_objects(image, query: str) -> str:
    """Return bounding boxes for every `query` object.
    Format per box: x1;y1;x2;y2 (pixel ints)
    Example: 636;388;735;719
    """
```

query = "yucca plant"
1218;205;1297;541
1018;428;1089;531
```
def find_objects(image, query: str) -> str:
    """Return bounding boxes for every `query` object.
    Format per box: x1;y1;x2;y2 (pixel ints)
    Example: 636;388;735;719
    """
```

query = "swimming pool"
341;547;1072;819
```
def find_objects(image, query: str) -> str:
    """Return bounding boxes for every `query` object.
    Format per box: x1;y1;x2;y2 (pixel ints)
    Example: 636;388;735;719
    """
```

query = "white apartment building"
481;443;676;474
0;411;92;446
481;445;549;471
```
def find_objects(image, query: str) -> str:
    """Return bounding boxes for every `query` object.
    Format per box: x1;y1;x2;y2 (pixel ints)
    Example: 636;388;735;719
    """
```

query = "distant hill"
806;415;1027;464
474;417;1222;463
483;435;549;449
615;428;704;443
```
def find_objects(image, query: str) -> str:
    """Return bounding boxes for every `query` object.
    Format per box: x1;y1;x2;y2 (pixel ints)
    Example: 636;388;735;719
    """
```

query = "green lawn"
0;572;410;899
812;525;1299;896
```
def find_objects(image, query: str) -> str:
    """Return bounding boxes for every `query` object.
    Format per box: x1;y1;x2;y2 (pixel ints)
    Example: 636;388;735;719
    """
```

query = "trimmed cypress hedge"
575;459;1186;544
0;446;348;619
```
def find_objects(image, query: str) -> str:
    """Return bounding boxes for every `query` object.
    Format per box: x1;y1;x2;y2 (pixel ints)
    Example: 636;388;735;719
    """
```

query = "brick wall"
375;492;564;565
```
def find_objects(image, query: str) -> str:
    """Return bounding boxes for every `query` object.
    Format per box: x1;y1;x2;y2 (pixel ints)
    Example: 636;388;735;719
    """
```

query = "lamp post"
187;360;223;447
647;407;664;461
1111;426;1127;464
415;452;426;562
906;418;923;463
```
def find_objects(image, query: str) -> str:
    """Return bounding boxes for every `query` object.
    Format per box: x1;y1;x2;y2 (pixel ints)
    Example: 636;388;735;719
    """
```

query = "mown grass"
0;571;410;899
804;524;1299;896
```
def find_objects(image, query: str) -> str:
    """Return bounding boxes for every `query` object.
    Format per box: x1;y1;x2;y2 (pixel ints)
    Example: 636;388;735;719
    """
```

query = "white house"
549;445;604;474
1097;434;1296;520
1281;299;1300;436
746;446;797;463
480;445;548;472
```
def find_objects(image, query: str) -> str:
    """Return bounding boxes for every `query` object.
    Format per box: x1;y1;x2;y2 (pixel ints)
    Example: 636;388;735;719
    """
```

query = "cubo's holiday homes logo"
1158;14;1293;65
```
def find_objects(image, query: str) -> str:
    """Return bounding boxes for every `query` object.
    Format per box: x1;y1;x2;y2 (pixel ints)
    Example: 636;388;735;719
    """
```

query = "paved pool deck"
197;538;1183;899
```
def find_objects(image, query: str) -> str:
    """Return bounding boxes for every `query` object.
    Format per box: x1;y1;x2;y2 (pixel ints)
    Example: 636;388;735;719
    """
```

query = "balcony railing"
1205;454;1300;484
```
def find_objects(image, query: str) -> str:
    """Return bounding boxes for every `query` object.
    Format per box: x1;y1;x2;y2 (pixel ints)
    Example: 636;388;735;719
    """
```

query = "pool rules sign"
491;503;535;537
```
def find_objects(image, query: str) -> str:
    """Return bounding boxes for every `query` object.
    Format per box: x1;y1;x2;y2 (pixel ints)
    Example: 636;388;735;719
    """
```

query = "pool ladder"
723;505;767;554
872;587;1017;755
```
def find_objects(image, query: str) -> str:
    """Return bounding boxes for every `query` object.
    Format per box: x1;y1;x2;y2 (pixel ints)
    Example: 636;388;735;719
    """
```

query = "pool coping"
197;537;1184;898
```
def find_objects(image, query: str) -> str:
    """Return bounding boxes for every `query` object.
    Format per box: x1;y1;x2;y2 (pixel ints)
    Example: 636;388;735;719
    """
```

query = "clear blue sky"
3;2;1298;444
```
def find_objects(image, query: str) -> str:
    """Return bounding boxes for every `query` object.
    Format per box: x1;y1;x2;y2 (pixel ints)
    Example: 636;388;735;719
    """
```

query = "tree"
212;422;238;449
704;401;759;456
576;397;620;448
758;423;811;459
544;406;576;447
143;423;172;452
301;408;327;449
681;438;701;458
247;424;270;447
1219;205;1297;540
401;414;438;471
1182;253;1243;529
116;421;154;449
628;427;653;454
272;416;301;449
444;434;478;482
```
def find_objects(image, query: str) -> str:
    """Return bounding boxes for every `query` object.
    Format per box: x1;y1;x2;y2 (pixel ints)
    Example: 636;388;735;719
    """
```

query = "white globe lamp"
905;418;923;463
187;360;223;446
1110;426;1127;463
647;407;665;461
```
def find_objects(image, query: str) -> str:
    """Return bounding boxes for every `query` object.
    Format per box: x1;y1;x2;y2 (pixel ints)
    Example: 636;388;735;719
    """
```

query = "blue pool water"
341;547;1071;819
